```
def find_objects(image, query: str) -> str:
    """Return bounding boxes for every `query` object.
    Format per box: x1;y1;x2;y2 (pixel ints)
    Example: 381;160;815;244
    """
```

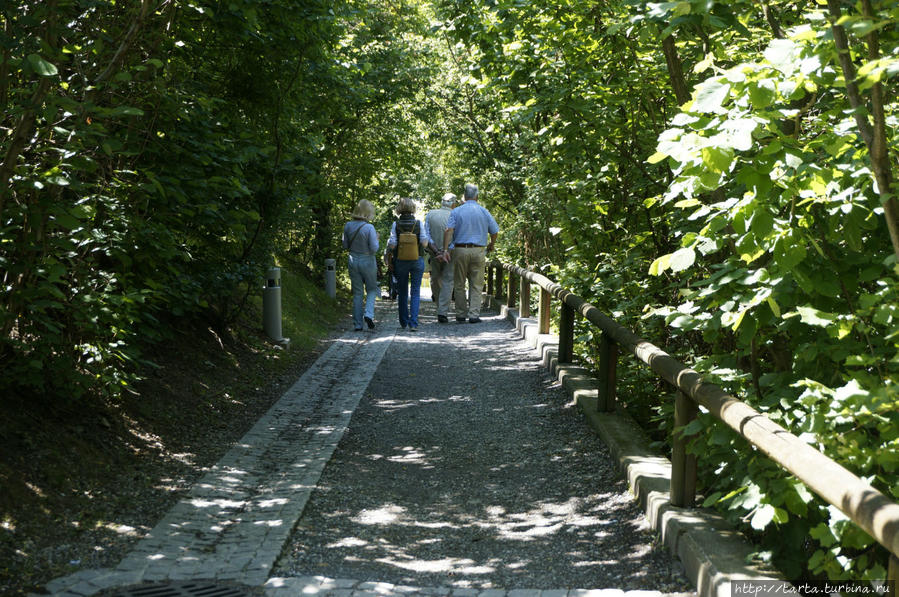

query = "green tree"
0;0;438;400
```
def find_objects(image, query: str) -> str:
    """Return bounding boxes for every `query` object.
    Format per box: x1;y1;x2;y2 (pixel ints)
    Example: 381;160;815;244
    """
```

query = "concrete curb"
491;300;782;597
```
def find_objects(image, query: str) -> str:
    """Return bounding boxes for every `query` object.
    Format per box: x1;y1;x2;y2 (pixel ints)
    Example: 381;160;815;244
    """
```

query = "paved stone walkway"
43;325;393;596
40;296;693;597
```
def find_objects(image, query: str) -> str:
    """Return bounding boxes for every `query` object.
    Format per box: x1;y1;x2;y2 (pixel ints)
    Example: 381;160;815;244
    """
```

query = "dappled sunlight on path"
44;295;693;597
275;297;692;593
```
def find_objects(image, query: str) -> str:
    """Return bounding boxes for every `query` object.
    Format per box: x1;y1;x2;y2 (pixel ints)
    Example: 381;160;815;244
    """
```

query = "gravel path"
275;296;693;593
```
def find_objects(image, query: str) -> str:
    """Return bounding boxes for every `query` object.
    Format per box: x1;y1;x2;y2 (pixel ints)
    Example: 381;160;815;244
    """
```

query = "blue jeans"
394;257;425;327
348;253;378;329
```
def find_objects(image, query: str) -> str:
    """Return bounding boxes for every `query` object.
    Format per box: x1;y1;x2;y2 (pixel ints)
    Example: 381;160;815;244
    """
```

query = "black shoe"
437;315;448;323
469;317;481;324
364;316;375;329
456;317;466;323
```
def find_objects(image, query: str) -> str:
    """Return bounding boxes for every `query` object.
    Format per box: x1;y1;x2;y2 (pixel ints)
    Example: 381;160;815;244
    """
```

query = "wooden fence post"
671;390;698;507
496;265;504;301
486;263;494;296
559;302;574;364
538;287;551;335
520;275;531;318
507;268;517;308
597;333;617;412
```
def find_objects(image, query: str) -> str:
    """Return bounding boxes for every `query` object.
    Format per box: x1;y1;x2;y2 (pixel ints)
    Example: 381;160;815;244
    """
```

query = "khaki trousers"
451;246;486;319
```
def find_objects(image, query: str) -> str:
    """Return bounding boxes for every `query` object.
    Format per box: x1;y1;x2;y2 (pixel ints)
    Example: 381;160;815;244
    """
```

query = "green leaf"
750;210;774;239
702;491;723;507
26;53;58;77
701;146;734;173
764;39;802;75
110;106;145;117
772;507;789;524
669;247;696;273
680;418;705;436
51;212;81;230
840;523;875;550
796;305;836;327
649;253;671;276
691;78;731;114
747;78;776;108
784;489;808;517
717;118;758;152
751;504;776;530
647;151;668;164
774;233;807;269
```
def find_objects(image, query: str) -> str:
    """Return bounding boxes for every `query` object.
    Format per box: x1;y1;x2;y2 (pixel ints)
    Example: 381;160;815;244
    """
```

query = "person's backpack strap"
392;219;402;259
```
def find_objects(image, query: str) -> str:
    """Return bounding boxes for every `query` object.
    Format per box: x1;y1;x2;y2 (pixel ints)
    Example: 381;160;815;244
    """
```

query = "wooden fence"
486;260;899;586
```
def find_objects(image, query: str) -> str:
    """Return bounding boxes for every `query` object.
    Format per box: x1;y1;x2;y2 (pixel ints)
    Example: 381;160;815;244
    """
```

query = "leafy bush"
1;0;434;401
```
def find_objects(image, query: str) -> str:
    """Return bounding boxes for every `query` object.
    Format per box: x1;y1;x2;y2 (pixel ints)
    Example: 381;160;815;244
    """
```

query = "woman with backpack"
342;199;379;331
386;197;435;331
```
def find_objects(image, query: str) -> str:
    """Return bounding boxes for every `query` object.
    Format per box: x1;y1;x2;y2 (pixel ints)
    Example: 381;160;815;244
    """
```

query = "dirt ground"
0;317;337;596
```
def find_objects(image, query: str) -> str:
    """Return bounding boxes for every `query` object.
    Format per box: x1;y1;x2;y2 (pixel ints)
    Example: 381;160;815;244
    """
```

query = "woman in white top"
342;199;379;331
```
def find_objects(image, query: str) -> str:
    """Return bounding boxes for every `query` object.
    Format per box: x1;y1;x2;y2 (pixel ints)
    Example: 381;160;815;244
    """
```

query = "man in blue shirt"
441;183;499;323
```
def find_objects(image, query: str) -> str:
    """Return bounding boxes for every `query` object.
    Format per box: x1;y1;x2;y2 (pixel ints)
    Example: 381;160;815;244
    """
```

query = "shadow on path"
276;296;693;593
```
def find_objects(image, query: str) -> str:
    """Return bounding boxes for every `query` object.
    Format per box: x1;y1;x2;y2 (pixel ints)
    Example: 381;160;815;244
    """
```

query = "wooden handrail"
490;261;899;563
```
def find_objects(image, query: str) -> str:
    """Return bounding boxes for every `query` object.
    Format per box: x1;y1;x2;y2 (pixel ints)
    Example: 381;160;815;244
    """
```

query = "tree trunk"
662;33;690;106
827;0;899;262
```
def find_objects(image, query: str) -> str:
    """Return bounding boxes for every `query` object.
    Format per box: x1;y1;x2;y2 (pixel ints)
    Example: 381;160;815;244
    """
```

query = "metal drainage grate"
102;581;256;597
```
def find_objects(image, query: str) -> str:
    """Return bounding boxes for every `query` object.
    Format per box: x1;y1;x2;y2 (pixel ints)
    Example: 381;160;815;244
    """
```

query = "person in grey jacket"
342;199;379;331
424;193;457;323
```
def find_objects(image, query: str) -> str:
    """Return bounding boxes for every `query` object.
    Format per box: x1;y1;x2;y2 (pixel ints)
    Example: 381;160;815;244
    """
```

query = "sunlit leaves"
650;246;696;275
636;1;899;580
691;78;731;113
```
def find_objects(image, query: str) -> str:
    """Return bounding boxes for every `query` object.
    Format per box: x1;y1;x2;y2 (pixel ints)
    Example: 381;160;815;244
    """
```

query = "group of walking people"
341;183;499;332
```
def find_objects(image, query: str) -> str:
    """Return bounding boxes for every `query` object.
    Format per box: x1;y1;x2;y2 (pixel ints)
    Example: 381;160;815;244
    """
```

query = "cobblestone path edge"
40;330;393;597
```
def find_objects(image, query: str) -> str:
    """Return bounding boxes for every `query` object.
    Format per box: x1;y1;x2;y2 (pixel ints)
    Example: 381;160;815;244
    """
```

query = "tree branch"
0;15;11;114
762;0;784;39
93;0;155;87
661;33;690;106
827;0;899;262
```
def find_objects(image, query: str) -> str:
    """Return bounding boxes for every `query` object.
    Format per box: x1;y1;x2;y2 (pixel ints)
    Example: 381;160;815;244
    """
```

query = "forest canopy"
2;0;899;582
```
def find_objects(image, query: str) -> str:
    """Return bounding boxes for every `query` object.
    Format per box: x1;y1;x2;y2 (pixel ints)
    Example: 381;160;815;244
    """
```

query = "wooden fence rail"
487;260;899;580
